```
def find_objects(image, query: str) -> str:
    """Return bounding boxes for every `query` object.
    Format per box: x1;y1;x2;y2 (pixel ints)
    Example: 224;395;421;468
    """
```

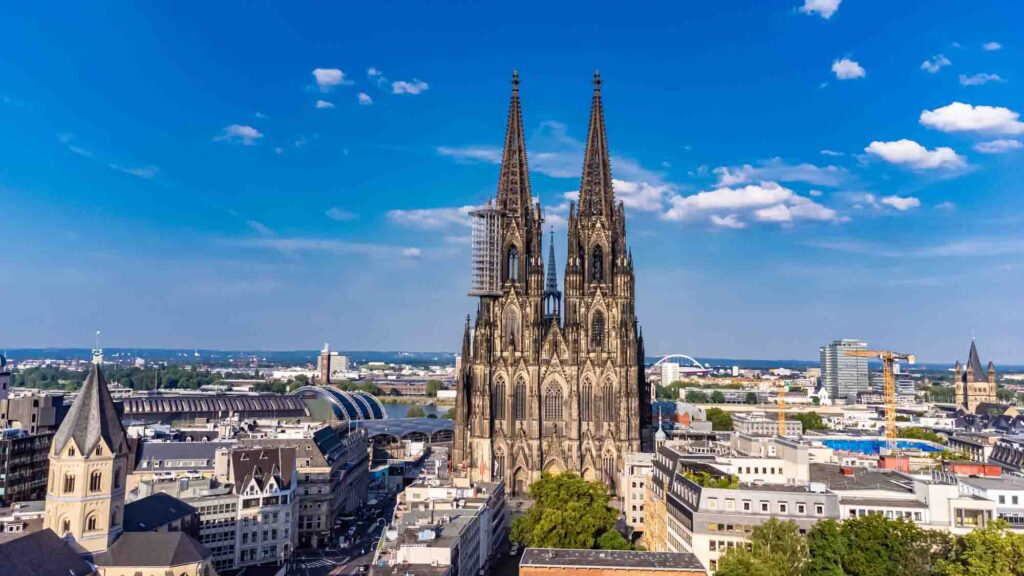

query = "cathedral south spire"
496;70;532;216
578;71;614;220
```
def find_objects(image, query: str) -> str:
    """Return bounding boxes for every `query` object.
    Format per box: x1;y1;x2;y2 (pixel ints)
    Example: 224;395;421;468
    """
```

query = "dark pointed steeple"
496;70;532;216
51;360;127;456
545;228;559;295
967;340;985;381
578;71;614;219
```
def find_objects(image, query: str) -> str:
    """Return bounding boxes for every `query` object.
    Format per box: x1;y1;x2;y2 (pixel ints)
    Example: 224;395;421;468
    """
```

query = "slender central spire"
496;70;531;215
578;71;614;219
545;227;559;294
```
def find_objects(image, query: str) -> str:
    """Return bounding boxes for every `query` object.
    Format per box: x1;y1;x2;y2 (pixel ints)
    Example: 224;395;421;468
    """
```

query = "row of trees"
511;472;632;551
15;365;257;391
718;516;1024;576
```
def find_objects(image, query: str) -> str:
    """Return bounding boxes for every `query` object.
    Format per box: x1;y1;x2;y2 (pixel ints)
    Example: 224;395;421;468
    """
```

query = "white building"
820;339;870;402
619;452;653;534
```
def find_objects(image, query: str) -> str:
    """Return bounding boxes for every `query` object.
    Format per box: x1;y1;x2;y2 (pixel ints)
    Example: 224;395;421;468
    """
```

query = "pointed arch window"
591;311;605;349
503;308;520;351
492;378;506;420
513;379;527;420
86;514;98;532
602;453;616;488
110;506;120;527
63;473;75;494
581;380;593;421
603;381;616;421
544;385;564;421
591;245;604;281
89;471;102;492
493;450;506;479
61;519;71;535
507;246;520;282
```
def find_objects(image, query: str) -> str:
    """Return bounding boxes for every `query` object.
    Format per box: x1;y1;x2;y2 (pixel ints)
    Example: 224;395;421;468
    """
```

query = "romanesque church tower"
454;72;651;495
954;340;998;413
43;353;129;555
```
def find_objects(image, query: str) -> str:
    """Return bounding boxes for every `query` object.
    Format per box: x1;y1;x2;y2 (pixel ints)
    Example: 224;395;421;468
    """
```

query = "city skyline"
2;2;1023;362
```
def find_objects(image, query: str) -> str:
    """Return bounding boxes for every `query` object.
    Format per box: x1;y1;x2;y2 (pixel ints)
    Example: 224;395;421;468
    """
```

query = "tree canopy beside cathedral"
511;472;629;550
715;516;1024;576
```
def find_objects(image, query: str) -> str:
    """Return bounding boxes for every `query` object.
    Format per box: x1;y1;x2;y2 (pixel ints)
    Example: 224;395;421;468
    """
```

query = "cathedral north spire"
578;70;614;219
496;70;531;216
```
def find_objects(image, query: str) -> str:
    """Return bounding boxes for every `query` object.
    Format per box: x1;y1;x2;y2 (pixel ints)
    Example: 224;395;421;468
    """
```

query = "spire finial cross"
512;70;520;92
593;70;601;92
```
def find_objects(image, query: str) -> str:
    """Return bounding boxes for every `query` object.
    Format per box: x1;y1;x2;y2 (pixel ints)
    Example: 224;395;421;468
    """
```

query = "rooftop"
959;475;1024;491
97;531;210;567
0;529;94;576
520;547;705;572
810;463;915;493
124;492;196;532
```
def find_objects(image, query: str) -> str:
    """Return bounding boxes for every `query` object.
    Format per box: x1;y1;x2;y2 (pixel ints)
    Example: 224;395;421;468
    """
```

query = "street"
291;492;395;576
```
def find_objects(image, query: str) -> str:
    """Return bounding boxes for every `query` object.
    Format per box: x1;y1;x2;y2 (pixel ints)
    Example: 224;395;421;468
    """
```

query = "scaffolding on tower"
469;201;503;297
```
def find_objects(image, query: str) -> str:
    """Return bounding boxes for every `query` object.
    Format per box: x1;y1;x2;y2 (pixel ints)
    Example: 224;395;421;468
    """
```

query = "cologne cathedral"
454;72;652;495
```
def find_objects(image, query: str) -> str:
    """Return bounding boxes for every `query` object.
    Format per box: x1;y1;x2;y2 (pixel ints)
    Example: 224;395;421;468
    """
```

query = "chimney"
839;466;856;477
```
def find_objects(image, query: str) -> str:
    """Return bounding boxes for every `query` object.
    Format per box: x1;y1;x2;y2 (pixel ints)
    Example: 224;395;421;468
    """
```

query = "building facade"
820;339;869;402
228;446;298;568
954;341;997;413
454;73;651;495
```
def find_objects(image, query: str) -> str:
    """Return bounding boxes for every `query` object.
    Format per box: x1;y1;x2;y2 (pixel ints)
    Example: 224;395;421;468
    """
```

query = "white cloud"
832;58;865;80
358;92;373;106
820;149;843;157
864;139;967;170
936;201;956;210
799;0;841;19
437;146;502;164
973;139;1023;154
215;124;263;145
982;41;1002;51
387;205;476;230
921;55;951;74
246;220;275;237
920;102;1024;135
612;179;672;212
714;157;847;187
315;99;334;109
254;112;268;119
117;165;159;179
401;247;422;258
662;181;839;226
959;73;1004;86
326;207;357;221
367;67;388;87
809;189;823;197
880;195;921;211
710;214;746;229
312;68;352;92
392;79;429;95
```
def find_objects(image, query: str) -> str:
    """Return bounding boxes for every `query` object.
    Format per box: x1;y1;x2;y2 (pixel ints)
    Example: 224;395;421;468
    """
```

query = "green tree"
839;514;949;576
510;472;618;550
805;519;847;576
685;390;709;403
425;379;443;397
745;392;759;405
596;528;632;550
710;390;727;403
705;407;733;431
405;405;426;418
716;518;808;576
935;520;1024;576
790;411;826;431
898;426;945;444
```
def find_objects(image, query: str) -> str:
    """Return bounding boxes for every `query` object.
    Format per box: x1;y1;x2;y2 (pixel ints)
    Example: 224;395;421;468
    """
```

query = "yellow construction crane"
844;349;916;451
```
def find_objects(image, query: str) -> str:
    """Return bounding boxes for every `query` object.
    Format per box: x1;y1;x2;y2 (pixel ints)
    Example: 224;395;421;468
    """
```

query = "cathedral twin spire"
496;71;532;216
578;71;615;220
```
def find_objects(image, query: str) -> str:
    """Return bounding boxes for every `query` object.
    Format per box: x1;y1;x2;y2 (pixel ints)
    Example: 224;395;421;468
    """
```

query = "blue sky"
1;1;1022;363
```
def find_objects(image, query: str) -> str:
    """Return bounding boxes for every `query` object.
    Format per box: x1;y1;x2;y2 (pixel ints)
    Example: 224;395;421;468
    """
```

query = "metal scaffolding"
469;203;502;297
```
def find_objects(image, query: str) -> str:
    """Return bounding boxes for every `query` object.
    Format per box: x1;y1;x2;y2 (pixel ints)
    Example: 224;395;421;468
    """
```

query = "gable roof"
51;362;127;457
0;529;94;576
231;446;296;492
96;531;209;567
123;492;196;532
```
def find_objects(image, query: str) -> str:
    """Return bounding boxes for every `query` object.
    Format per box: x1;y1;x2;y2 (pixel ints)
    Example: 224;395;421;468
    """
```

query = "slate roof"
0;529;94;576
133;440;236;470
52;362;127;456
96;531;210;567
124;492;196;532
231;446;295;492
521;547;705;572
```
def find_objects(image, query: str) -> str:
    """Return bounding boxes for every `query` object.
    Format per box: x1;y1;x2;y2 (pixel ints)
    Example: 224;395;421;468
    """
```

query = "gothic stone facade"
454;73;652;495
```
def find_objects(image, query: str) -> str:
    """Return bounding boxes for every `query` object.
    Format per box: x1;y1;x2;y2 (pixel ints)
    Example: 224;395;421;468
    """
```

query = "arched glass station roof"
289;386;388;420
